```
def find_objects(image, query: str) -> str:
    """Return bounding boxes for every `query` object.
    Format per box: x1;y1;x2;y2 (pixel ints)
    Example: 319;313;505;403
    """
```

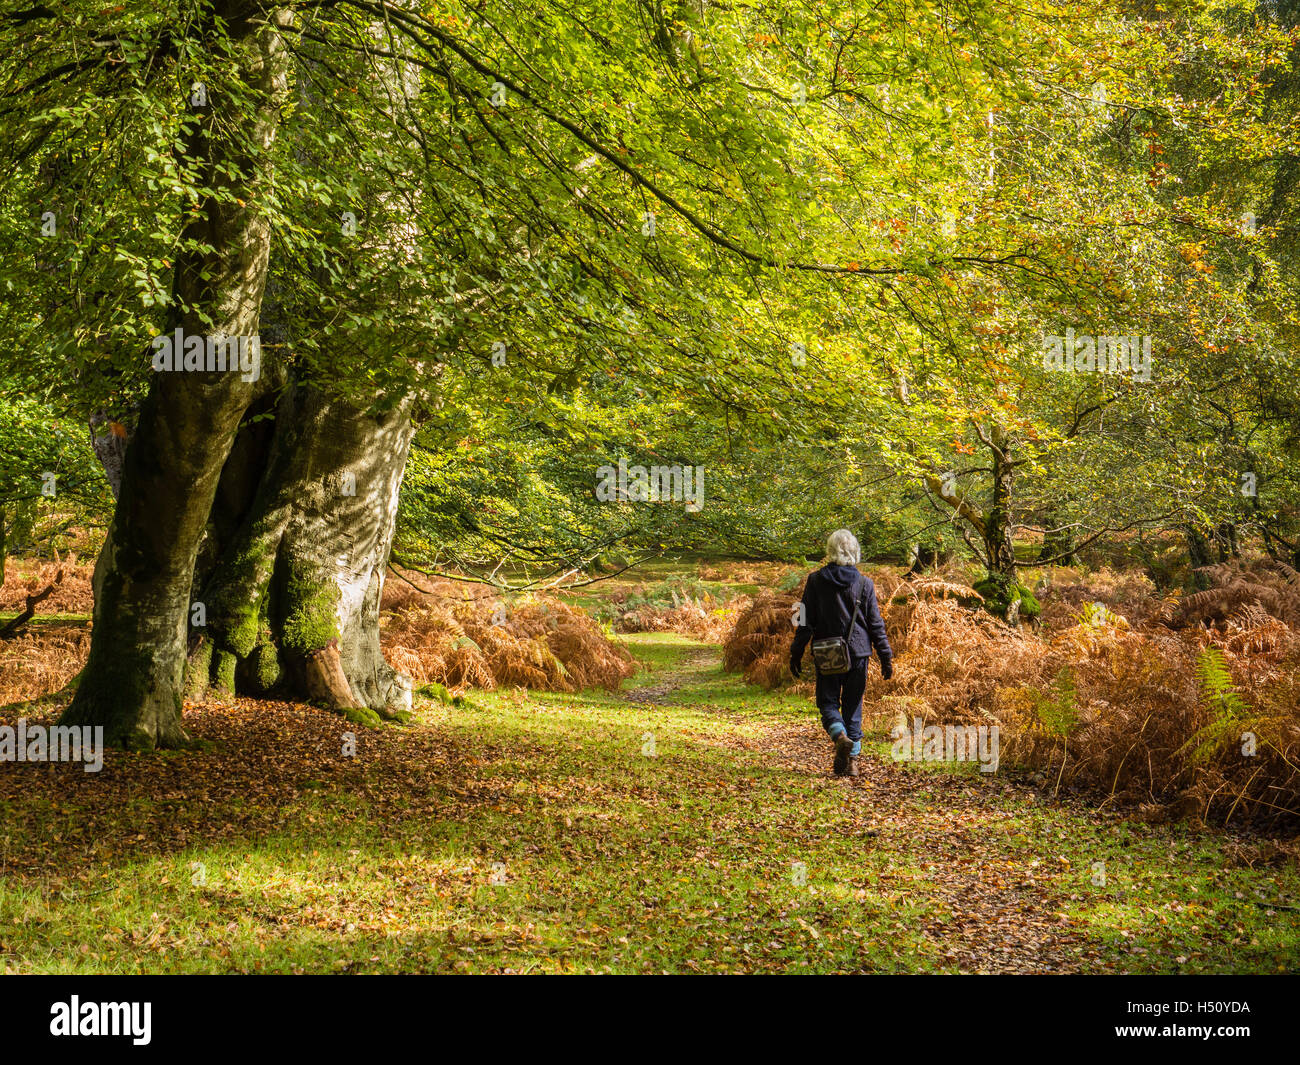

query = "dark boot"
847;755;861;778
832;733;853;776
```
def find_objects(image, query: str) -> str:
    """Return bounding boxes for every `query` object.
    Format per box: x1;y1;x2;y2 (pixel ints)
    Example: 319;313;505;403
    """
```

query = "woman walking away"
789;529;893;778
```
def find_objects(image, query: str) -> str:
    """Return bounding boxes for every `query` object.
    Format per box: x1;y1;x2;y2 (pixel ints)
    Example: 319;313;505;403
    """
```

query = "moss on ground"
970;574;1041;622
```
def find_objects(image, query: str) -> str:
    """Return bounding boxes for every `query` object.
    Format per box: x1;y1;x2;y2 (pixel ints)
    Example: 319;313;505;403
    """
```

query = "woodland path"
619;638;1097;973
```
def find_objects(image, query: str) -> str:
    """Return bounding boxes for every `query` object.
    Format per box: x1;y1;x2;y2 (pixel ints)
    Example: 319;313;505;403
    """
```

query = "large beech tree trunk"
61;5;293;748
187;382;416;725
183;11;423;724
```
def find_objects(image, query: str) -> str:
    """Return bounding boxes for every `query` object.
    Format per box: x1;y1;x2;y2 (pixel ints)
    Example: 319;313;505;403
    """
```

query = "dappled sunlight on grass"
2;632;1298;973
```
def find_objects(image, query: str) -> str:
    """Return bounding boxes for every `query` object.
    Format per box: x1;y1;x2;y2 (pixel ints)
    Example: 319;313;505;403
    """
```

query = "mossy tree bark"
188;382;416;726
61;5;294;749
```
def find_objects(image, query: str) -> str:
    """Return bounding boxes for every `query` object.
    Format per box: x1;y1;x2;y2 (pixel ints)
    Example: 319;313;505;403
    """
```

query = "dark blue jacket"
790;564;892;664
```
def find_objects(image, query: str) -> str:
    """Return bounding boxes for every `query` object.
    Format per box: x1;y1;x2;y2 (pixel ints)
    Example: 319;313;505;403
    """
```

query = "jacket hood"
819;563;861;588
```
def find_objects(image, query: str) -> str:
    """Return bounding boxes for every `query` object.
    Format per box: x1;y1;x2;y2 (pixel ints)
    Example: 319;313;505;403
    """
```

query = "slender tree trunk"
188;383;416;724
1184;523;1214;590
88;414;129;499
61;5;293;749
1213;521;1238;561
970;427;1030;624
1036;507;1075;564
983;428;1017;580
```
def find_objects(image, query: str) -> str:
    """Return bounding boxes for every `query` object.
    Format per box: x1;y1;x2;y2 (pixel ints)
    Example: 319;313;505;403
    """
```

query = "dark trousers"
815;656;868;743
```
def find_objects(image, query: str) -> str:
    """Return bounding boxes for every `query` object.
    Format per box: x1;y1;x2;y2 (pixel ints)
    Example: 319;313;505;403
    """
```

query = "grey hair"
826;528;861;566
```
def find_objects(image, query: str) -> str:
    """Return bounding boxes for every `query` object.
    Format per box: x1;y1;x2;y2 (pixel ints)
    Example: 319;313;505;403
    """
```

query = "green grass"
1;633;1297;973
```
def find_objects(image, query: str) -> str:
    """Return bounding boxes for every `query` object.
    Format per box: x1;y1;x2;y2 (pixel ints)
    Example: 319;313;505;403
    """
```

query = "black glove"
790;653;802;679
879;655;894;681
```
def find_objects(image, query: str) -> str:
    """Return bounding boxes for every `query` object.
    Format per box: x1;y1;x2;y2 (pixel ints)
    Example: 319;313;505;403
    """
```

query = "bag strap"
844;575;863;639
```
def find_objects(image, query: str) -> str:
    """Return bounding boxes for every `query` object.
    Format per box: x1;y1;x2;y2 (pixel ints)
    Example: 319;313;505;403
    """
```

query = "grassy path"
599;634;1300;974
1;632;1298;973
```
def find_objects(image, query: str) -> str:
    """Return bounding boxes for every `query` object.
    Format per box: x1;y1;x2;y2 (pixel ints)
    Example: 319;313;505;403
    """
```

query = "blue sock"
850;739;861;757
828;721;846;740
